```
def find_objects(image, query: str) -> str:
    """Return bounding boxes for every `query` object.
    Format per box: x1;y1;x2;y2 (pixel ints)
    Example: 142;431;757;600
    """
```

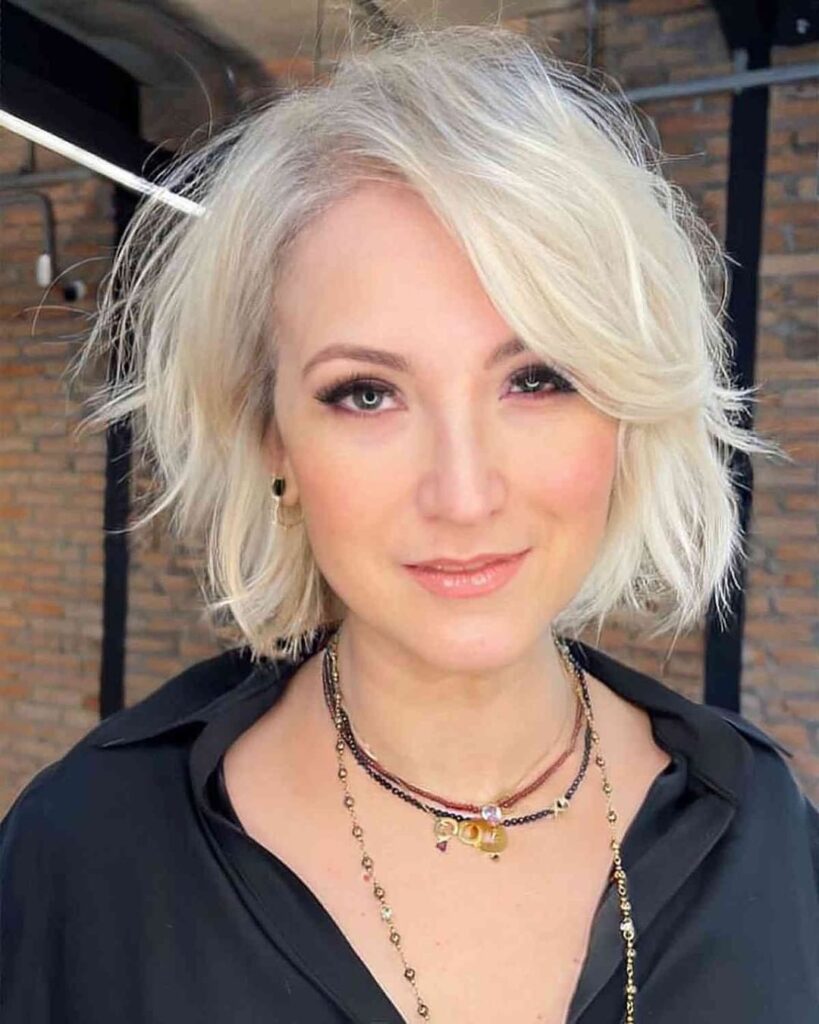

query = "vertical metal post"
704;37;773;711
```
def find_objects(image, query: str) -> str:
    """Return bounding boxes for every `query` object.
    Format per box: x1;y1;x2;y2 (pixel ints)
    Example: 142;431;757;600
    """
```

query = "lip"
404;548;530;599
406;550;527;571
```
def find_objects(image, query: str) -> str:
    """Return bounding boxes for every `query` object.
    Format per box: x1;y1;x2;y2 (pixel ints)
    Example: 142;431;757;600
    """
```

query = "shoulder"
85;645;260;749
683;698;810;810
721;706;812;801
708;705;812;817
708;707;819;879
711;705;795;760
576;638;817;859
0;647;269;1016
574;637;800;793
0;646;260;869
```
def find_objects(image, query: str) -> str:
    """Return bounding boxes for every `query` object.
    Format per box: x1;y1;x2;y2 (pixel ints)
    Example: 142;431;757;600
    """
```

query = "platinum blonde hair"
67;23;788;664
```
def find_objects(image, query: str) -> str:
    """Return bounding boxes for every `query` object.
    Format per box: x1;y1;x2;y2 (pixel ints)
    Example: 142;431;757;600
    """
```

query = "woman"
2;23;817;1024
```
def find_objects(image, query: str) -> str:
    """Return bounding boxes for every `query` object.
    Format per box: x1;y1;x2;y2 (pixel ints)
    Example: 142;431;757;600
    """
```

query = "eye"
507;363;576;398
313;361;576;417
314;374;398;415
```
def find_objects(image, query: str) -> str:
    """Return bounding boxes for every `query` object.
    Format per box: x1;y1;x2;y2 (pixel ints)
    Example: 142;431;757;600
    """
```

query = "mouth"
406;550;528;572
403;548;531;598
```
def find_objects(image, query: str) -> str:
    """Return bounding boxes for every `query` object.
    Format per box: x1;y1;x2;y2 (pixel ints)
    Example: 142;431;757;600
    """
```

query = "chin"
396;614;541;670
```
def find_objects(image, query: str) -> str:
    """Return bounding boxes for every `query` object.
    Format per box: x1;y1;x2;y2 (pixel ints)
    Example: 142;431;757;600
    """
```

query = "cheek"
534;419;617;517
296;449;406;614
296;446;391;556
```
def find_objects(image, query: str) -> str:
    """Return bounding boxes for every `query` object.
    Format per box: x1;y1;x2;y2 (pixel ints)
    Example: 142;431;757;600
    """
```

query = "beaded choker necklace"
323;655;591;858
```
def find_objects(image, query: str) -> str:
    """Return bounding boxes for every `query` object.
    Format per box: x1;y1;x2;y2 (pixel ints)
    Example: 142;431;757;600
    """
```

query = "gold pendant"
433;816;508;859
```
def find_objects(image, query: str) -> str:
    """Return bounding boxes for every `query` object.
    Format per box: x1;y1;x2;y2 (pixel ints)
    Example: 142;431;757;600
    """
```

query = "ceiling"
13;0;550;84
13;0;565;141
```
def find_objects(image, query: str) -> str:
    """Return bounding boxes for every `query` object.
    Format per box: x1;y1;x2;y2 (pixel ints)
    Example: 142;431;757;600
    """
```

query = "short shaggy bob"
68;23;787;664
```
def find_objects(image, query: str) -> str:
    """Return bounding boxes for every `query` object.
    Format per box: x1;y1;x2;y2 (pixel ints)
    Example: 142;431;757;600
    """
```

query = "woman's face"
268;181;619;668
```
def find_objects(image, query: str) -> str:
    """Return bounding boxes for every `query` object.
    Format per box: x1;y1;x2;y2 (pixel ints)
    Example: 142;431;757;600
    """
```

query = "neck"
320;619;579;805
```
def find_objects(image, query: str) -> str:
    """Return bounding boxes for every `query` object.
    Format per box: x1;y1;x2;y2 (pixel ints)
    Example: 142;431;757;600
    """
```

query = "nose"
416;406;506;523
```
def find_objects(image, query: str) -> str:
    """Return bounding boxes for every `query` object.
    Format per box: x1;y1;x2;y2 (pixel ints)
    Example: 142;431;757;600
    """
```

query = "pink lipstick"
403;549;530;598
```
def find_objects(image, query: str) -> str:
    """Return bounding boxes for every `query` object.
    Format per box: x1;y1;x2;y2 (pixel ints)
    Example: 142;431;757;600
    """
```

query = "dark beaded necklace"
332;696;584;815
321;637;593;857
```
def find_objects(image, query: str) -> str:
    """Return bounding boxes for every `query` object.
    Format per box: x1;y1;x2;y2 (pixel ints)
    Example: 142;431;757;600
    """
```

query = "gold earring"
271;476;304;528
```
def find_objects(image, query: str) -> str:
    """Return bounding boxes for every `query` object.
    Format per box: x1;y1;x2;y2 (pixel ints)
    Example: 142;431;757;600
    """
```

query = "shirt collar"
89;645;272;748
90;628;792;808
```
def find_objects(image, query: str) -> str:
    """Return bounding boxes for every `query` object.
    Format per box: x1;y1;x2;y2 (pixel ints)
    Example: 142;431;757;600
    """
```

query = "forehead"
281;180;451;274
274;181;510;358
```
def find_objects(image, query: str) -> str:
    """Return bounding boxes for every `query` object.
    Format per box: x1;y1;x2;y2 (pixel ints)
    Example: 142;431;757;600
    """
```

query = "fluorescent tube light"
0;109;205;218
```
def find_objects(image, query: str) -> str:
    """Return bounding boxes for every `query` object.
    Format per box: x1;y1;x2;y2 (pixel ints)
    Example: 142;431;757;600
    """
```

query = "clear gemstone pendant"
480;803;503;825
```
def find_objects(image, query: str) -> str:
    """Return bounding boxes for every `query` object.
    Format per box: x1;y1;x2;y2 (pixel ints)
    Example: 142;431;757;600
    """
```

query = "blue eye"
315;377;396;414
314;362;575;416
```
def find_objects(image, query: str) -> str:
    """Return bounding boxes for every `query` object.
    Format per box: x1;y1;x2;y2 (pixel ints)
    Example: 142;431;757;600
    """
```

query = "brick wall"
0;137;221;809
1;136;111;804
533;0;819;799
1;1;816;812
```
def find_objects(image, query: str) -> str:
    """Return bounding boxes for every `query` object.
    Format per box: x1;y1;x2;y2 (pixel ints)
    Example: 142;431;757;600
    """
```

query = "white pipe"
0;109;205;218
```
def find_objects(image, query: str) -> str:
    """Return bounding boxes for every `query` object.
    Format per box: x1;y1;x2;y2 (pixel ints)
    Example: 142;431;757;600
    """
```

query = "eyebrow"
301;336;528;378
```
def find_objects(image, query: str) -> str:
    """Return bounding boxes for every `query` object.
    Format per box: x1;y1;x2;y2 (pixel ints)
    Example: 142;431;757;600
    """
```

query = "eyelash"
314;363;576;417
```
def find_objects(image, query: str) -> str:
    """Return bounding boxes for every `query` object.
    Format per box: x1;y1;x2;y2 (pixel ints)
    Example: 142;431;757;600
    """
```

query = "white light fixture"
0;109;205;218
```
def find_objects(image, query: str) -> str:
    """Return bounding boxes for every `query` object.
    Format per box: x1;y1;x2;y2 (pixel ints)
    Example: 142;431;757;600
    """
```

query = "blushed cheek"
296;449;389;569
537;421;618;521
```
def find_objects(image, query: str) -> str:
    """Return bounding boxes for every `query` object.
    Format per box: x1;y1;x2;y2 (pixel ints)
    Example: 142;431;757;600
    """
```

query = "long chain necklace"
324;648;591;859
324;626;638;1022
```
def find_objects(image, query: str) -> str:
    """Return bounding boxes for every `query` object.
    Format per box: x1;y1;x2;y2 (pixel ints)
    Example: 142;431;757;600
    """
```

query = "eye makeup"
313;362;576;417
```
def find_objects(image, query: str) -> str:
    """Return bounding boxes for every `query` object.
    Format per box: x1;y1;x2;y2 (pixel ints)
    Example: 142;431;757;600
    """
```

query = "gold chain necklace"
325;626;637;1022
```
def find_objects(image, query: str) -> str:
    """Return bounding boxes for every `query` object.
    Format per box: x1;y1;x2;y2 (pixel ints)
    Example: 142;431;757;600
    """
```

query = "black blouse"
208;747;690;1023
2;631;818;1023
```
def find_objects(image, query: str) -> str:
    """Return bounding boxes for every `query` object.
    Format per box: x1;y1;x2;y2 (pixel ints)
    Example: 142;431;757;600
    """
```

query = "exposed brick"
767;720;814;752
0;682;28;699
22;598;66;617
767;645;819;668
2;11;818;813
746;618;815;643
13;700;63;724
754;515;817;537
772;697;819;721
